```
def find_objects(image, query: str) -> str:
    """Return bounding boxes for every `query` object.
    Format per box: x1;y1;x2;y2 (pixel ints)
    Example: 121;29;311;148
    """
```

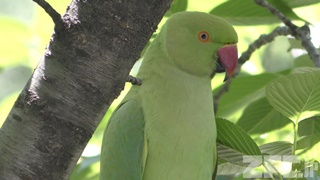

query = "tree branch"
33;0;64;31
0;0;172;179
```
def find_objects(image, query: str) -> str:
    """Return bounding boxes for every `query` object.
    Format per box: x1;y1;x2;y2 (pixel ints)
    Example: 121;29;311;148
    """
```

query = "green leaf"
297;135;320;150
298;117;320;136
217;117;261;166
266;68;320;124
291;67;320;74
217;143;251;166
297;138;320;162
165;0;188;17
237;98;291;134
294;54;316;68
260;141;293;156
217;162;250;175
213;72;288;118
209;0;305;25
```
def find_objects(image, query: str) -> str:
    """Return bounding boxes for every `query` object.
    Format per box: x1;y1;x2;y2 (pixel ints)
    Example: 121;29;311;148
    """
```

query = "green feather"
100;100;146;179
100;11;237;180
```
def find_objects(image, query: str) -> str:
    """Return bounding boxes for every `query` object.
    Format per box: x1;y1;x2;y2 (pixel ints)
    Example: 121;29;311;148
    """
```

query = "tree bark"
0;0;171;179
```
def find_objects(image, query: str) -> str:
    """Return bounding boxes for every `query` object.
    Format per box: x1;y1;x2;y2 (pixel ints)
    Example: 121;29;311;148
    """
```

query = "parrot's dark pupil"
201;34;207;39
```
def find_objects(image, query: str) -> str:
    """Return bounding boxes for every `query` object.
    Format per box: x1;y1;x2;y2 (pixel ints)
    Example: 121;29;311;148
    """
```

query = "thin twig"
255;0;320;67
214;26;291;113
33;0;64;31
238;26;292;65
127;75;142;86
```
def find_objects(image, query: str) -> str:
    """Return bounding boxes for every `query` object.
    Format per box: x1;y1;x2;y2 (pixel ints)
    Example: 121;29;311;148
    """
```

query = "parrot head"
163;12;238;81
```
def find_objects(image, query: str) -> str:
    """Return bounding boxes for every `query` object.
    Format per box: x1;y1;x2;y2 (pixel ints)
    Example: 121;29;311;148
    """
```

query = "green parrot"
100;11;238;180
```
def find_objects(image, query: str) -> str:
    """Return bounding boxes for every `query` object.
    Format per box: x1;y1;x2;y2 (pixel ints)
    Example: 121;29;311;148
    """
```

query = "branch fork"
33;0;64;32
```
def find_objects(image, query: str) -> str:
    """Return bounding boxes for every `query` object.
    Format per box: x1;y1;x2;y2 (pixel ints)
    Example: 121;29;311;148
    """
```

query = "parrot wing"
212;143;218;180
100;100;146;180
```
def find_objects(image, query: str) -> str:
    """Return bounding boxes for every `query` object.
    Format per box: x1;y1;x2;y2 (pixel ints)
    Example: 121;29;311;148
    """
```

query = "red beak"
217;44;238;81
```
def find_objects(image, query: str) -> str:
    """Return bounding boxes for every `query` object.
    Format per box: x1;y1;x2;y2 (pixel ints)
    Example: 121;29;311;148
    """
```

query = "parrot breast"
138;64;217;180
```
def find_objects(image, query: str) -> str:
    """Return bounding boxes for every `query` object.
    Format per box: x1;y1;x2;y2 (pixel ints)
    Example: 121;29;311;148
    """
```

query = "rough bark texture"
0;0;171;179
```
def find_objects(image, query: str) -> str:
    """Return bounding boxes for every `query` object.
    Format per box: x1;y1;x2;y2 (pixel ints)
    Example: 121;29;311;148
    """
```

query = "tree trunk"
0;0;171;179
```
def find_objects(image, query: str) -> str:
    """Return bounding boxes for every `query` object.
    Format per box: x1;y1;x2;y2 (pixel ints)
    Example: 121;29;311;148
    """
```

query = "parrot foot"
127;75;142;86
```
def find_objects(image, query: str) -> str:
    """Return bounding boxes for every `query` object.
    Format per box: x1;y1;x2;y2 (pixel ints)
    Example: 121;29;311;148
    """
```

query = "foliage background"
1;0;320;179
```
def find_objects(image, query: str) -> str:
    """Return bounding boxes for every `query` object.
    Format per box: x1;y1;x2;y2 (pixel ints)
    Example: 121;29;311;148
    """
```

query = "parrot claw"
127;75;142;86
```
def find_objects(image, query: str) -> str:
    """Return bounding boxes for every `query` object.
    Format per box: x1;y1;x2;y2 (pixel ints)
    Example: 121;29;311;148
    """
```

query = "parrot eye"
198;31;210;43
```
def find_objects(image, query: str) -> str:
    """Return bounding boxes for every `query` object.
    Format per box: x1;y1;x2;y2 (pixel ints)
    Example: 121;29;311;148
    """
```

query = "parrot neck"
137;56;213;101
138;39;212;83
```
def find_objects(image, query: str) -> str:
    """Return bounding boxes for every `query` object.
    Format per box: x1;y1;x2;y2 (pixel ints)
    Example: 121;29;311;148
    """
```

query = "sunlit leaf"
297;135;320;150
297;139;320;162
260;141;293;156
217;143;250;166
217;162;250;175
266;68;320;124
217;117;261;166
291;67;320;74
298;117;320;136
214;72;288;119
210;0;305;25
237;98;291;134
